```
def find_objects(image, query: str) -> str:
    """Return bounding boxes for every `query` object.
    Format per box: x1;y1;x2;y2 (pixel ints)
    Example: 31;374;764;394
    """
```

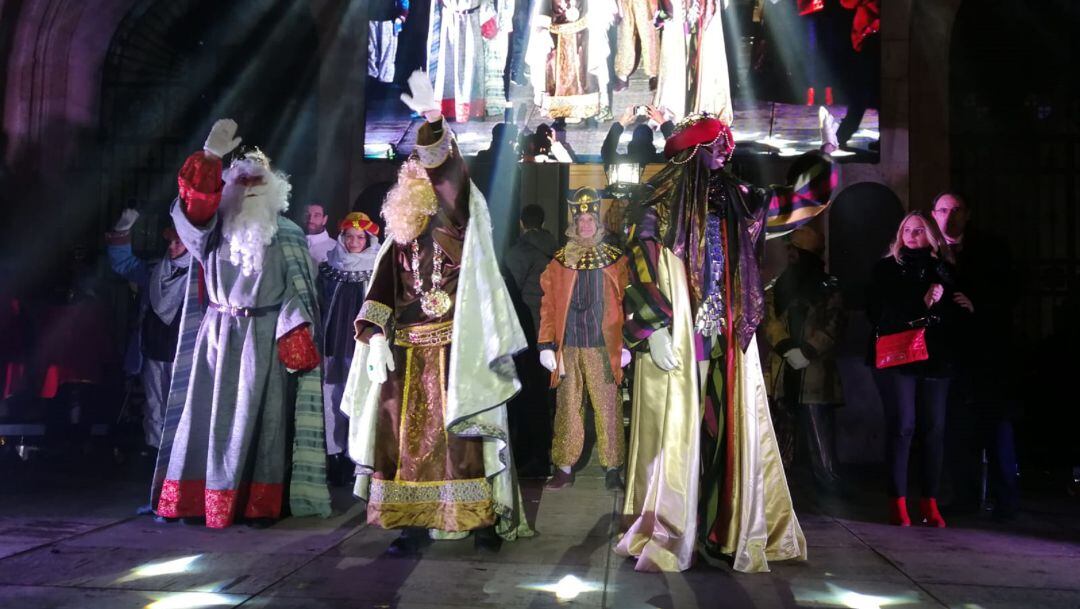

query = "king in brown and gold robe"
343;116;533;543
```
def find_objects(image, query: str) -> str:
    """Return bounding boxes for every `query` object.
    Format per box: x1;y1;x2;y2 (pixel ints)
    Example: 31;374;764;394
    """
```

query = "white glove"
400;70;440;119
366;334;395;384
112;209;139;232
783;348;811;371
647;328;680;371
620;348;632;368
204;119;242;159
819;106;839;152
539;349;558;372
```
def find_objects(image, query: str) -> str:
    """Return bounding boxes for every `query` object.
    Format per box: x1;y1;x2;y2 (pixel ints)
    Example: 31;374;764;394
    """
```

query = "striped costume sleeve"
623;238;674;348
765;153;838;234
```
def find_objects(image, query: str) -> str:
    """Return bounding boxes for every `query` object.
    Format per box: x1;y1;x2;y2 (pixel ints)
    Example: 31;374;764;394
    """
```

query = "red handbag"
875;327;929;369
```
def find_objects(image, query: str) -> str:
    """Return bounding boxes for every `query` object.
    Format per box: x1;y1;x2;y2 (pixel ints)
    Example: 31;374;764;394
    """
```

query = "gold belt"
394;320;453;348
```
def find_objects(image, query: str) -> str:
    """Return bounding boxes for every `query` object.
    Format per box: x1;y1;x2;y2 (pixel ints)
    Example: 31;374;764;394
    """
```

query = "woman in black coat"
867;211;974;527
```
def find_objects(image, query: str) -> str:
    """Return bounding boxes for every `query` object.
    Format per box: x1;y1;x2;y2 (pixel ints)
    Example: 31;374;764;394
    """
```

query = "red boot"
920;498;947;528
806;87;815;106
890;497;911;527
825;86;834;106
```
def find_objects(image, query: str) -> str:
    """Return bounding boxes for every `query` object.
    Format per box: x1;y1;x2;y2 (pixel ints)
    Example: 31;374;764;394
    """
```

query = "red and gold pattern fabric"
177;151;224;225
277;324;320;372
157;479;285;528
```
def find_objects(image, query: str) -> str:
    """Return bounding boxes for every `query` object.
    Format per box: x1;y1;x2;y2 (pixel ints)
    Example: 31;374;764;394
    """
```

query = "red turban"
339;212;380;236
663;114;735;161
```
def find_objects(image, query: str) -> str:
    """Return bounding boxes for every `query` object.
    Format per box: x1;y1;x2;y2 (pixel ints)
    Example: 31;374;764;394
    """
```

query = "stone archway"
99;0;320;253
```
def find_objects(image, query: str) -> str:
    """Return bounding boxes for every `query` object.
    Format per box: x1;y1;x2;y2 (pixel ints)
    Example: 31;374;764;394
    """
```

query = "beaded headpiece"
568;187;601;218
663;112;735;165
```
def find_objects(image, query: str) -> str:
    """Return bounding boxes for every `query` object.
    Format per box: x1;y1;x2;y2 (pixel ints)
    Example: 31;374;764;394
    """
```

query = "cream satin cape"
617;246;805;572
340;183;534;540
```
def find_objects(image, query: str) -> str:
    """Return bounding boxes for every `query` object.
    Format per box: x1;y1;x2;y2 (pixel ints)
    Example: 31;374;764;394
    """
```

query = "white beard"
219;162;291;276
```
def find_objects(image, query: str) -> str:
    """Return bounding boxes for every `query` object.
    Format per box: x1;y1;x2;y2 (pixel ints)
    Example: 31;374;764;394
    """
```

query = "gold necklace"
411;239;452;317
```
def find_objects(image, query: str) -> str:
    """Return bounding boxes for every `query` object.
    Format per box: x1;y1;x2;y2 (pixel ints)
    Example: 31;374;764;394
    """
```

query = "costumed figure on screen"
341;71;533;555
761;226;845;492
613;0;659;90
369;0;409;84
481;0;515;118
537;189;630;492
106;211;191;451
526;0;616;121
319;212;381;485
151;119;330;529
652;0;732;123
428;0;501;122
616;112;836;572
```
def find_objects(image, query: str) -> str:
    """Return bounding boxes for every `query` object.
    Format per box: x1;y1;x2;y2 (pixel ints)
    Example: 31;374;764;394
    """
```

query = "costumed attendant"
151;119;330;528
538;189;630;491
652;0;732;123
526;0;615;120
341;71;533;555
106;211;191;450
319;212;381;485
430;0;499;122
617;112;836;572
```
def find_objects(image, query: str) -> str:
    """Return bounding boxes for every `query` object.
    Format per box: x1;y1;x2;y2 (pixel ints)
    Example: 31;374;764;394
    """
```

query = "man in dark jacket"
504;204;559;478
932;191;1020;519
505;204;559;337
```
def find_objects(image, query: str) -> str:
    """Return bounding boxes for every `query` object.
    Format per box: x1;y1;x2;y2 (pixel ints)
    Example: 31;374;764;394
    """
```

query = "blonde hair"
886;211;953;263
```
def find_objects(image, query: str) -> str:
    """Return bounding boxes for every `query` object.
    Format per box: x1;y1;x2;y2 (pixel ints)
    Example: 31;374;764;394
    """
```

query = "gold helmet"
568;187;601;218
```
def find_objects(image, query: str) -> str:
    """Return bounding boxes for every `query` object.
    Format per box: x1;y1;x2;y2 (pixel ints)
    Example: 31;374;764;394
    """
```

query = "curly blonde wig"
381;159;439;245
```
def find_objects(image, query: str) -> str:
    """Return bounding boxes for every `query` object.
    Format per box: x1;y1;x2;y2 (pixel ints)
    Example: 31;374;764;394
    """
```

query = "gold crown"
569;187;601;217
232;146;272;169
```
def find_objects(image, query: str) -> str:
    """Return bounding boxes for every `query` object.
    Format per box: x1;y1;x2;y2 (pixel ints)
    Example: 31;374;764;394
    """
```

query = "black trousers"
873;369;950;498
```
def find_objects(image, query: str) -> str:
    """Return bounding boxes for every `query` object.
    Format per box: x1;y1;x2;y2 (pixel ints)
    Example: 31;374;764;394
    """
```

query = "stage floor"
364;72;879;160
1;454;1078;609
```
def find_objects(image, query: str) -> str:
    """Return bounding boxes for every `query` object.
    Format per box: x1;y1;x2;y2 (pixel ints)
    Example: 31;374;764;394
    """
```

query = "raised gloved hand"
783;348;811;371
539;349;558;372
112;208;140;232
647;328;680;371
204;119;242;159
400;70;441;121
620;348;632;368
366;334;395;384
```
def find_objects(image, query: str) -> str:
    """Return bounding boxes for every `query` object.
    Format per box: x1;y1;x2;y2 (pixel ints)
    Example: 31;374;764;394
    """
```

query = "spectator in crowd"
105;209;191;450
505;204;559;335
931;191;1021;519
475;122;519;164
867;211;973;528
304;203;336;264
503;204;558;478
601;105;674;169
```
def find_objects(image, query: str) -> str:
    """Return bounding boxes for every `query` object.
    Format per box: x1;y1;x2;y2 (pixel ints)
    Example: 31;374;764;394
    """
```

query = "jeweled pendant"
420;289;452;317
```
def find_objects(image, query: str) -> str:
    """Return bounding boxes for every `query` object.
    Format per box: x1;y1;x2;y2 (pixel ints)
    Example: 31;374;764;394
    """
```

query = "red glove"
481;18;498;40
177;151;224;225
278;324;320;372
